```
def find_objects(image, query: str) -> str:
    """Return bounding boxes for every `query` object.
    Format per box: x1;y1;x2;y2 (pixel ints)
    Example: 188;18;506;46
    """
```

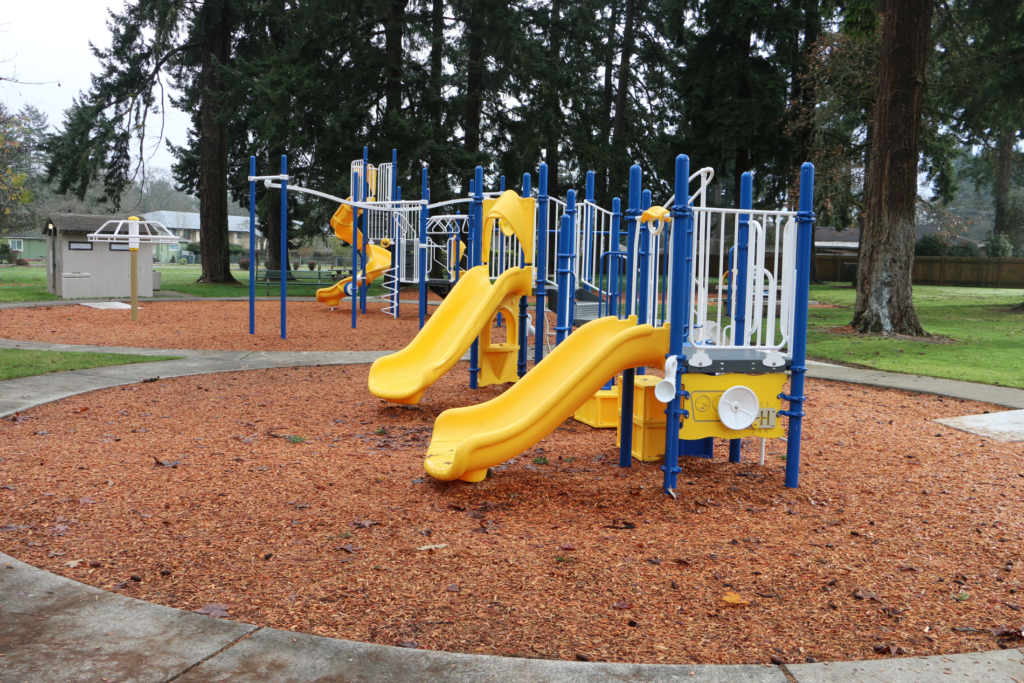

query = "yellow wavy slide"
367;265;532;405
424;316;670;482
316;202;392;308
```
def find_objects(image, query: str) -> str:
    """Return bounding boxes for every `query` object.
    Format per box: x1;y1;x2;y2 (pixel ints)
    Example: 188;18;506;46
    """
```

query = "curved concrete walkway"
3;336;1024;681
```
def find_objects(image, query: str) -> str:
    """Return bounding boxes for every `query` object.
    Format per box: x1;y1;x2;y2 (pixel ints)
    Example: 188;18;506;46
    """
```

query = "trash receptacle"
153;271;162;291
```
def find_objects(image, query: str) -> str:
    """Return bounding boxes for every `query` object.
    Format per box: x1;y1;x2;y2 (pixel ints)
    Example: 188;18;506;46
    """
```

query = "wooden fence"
815;254;1024;289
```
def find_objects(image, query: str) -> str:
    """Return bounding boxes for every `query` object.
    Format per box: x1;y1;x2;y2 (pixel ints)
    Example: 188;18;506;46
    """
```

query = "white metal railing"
689;208;798;352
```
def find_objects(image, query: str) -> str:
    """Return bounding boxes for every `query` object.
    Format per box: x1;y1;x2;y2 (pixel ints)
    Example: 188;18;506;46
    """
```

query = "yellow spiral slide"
316;202;392;308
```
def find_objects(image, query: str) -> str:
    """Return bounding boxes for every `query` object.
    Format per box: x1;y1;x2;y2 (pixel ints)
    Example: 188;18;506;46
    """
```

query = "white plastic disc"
718;385;759;431
343;281;355;296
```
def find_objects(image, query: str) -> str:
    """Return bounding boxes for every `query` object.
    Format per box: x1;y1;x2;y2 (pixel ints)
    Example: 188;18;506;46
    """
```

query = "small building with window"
45;213;155;299
2;231;47;261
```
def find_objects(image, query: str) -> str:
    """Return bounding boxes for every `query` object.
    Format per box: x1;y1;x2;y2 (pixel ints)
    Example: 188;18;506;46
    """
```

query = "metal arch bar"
248;174;288;181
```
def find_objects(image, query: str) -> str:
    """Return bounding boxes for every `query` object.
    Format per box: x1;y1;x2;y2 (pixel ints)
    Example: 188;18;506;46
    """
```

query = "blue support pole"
517;173;531;378
392;150;399;319
469;166;484;389
618;164;642;469
360;147;369;315
248;156;256;335
637;188;652;373
783;163;815;488
280;155;288;340
585;171;595;288
352;160;359;330
729;172;753;464
610;197;622;318
535;164;549;365
419;168;429;330
554;189;576;345
661;155;692;495
394;185;401;319
500;175;506;192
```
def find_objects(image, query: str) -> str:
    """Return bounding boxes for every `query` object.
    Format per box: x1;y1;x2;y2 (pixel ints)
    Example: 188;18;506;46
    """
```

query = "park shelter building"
45;213;155;299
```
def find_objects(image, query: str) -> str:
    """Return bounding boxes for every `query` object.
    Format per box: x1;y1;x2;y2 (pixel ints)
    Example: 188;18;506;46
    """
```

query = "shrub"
14;259;29;266
293;262;300;270
0;243;10;263
238;259;250;270
949;241;981;257
985;232;1014;257
307;261;317;270
169;255;176;264
915;233;950;257
229;243;246;254
185;242;202;255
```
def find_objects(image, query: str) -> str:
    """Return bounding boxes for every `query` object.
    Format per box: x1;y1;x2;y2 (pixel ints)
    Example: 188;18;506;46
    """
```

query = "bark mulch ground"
1;367;1022;666
0;294;556;353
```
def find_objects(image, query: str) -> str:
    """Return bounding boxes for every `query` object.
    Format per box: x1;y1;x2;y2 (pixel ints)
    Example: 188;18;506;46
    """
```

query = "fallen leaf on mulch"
397;640;418;648
605;521;636;530
723;592;751;606
351;519;380;528
64;559;83;568
78;496;99;505
71;407;89;414
990;626;1024;639
0;524;30;532
446;584;460;592
193;604;230;618
873;644;907;655
613;599;631;609
337;544;362;554
852;590;882;602
559;543;576;551
416;544;447;551
152;458;180;468
46;550;66;557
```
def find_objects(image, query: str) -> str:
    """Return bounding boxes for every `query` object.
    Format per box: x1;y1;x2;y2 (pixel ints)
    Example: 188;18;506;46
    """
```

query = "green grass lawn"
0;265;387;301
0;266;60;302
807;284;1024;389
0;348;181;382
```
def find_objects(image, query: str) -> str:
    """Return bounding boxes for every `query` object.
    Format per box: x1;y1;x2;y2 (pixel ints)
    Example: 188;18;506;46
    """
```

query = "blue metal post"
280;155;288;340
585;171;595;287
618;164;642;469
392;150;399;319
500;175;505;192
783;163;815;488
638;188;652;324
360;147;369;314
554;189;576;345
729;172;753;464
610;197;622;318
419;168;429;330
248;156;256;335
394;185;401;319
469;166;483;389
661;155;691;495
535;164;549;365
517;173;531;378
352;160;359;330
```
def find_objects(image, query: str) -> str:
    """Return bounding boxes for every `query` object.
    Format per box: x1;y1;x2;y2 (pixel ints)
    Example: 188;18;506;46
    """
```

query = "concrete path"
4;335;1024;680
2;552;1023;683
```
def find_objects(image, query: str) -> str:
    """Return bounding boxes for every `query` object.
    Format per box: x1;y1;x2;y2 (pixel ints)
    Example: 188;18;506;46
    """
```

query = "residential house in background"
141;211;263;262
1;230;47;260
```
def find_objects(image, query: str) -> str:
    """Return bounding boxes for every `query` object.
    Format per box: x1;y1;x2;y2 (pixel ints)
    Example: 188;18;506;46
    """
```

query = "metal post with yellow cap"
128;216;140;321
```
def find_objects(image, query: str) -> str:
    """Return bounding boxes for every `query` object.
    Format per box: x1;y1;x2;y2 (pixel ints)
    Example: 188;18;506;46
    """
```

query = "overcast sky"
1;0;188;171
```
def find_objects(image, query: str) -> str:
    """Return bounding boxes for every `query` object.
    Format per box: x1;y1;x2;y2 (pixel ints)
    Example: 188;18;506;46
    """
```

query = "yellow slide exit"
316;202;392;308
423;316;670;482
367;265;533;405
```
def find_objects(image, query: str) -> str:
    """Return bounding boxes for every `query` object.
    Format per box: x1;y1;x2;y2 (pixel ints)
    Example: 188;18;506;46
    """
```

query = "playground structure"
246;150;815;496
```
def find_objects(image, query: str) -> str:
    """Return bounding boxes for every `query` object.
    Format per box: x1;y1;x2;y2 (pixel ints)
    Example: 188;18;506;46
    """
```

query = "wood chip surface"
1;364;1022;665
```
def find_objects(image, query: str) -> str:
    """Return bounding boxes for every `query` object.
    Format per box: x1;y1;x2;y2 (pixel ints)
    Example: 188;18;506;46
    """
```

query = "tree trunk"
430;0;443;129
384;0;409;127
464;1;485;158
733;27;752;207
197;2;236;284
799;0;824;283
263;182;290;272
852;0;932;336
545;0;563;202
994;126;1013;235
597;0;620;206
608;0;636;200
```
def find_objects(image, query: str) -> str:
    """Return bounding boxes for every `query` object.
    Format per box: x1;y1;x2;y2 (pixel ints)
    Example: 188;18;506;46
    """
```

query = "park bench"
254;269;341;295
